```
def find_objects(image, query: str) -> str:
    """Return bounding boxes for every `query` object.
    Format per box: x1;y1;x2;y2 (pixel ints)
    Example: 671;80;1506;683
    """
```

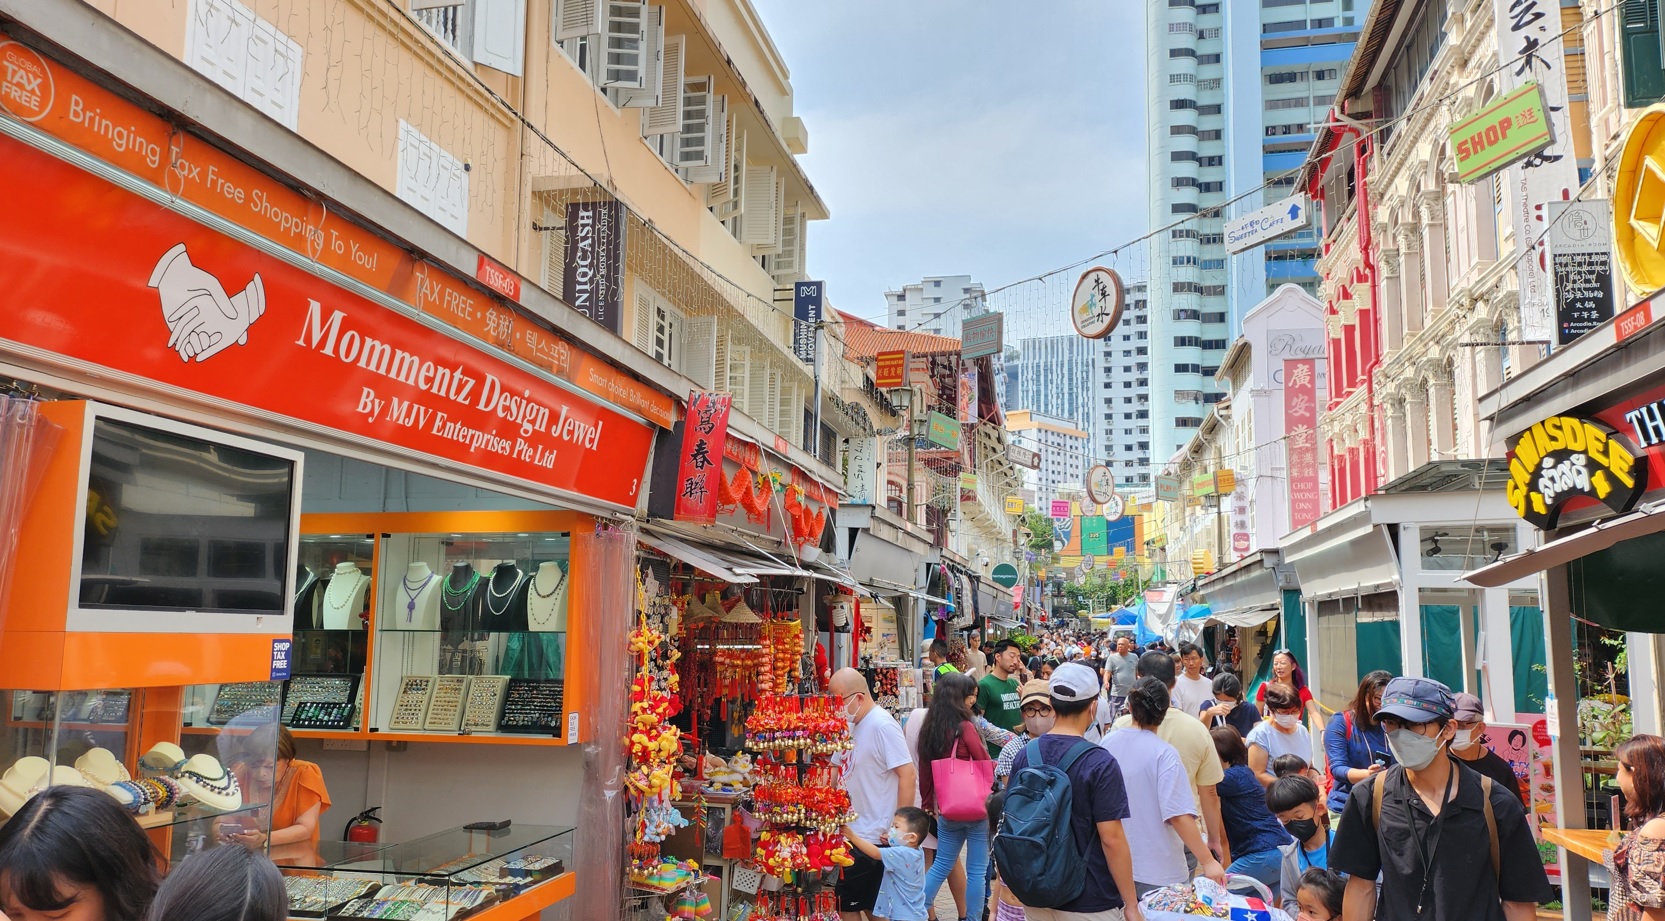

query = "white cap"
1049;662;1101;702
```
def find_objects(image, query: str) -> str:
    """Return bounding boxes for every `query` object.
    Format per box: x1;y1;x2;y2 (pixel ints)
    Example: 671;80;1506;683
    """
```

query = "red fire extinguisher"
345;807;382;843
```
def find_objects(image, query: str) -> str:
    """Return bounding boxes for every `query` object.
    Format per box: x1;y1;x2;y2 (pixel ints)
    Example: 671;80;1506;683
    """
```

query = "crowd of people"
832;631;1665;921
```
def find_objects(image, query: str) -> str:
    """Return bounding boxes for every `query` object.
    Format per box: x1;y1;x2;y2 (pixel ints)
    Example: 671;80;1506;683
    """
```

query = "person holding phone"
1322;671;1394;815
226;727;331;849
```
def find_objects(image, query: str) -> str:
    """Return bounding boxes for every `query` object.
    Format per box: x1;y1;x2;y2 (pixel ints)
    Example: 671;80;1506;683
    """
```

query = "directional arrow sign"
1224;194;1311;255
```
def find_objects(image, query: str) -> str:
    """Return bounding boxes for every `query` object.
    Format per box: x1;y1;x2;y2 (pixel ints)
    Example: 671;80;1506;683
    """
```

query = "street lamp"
889;386;918;523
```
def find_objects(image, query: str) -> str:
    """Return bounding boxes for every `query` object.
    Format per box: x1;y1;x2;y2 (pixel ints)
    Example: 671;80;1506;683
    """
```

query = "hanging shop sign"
0;136;654;508
1085;464;1116;505
674;391;733;524
792;280;824;365
1006;442;1041;470
959;367;979;425
926;411;961;450
1191;471;1216;496
1003;495;1025;515
0;34;674;428
1050;499;1072;520
1546;200;1617;346
844;436;881;505
1224;195;1310;255
1103;493;1126;522
1071;267;1125;340
1154;475;1181;503
1285;358;1322;530
960;313;1004;360
1214;469;1236;494
873;350;907;388
990;563;1019;589
958;472;979;491
563;200;626;334
1614;106;1665;296
1081;517;1109;556
1506;415;1647;529
1449;82;1555;184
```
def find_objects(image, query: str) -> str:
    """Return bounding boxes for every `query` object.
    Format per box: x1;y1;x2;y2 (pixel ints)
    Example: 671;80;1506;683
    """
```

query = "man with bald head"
829;667;916;921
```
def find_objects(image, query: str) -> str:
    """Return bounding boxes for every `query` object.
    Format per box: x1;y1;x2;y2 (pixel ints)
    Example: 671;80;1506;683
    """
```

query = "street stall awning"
638;531;758;583
1208;604;1281;628
1194;550;1289;620
1462;498;1665;587
1281;508;1401;602
867;583;954;606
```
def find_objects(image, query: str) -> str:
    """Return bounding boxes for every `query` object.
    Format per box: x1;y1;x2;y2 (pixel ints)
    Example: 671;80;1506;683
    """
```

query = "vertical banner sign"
1547;200;1617;346
1494;0;1580;345
1285;359;1322;529
793;280;824;364
564;200;626;333
844;436;880;505
960;367;978;425
674;392;733;524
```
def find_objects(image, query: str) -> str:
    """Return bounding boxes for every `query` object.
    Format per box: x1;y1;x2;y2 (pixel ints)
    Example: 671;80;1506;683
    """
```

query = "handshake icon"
148;243;265;363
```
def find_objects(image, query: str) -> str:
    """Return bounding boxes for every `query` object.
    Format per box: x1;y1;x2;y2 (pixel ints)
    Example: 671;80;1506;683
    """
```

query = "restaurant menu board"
1487;719;1561;881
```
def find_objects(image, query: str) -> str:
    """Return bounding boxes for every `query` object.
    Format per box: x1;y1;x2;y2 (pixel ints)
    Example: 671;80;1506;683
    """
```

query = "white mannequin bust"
392;561;443;631
526;561;568;632
320;562;370;630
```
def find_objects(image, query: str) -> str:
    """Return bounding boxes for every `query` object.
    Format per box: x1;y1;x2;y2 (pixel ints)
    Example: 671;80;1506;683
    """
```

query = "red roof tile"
837;311;962;360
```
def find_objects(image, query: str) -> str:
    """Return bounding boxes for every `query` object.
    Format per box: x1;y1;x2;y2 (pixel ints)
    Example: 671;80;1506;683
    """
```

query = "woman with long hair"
0;787;163;921
1608;734;1665;921
1322;671;1395;814
1257;649;1321;726
916;671;992;921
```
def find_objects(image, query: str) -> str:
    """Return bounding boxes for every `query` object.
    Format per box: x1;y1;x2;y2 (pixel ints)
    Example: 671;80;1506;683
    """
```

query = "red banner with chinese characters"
675;392;733;524
0;133;654;508
1285;359;1322;530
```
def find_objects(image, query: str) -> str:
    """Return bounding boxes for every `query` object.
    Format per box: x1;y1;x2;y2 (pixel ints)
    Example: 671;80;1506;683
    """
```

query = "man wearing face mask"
996;680;1057;783
1328;678;1550;921
1449;693;1527;807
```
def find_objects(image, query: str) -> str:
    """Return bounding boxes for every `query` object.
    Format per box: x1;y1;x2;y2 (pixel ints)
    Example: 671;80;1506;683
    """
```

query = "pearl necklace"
325;571;364;610
528;568;566;627
484;567;524;619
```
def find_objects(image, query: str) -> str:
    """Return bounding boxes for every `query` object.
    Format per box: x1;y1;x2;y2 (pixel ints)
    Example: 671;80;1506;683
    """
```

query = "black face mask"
1285;818;1321;841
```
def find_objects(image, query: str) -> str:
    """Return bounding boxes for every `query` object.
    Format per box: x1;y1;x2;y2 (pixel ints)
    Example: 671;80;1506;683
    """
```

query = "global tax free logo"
0;42;53;122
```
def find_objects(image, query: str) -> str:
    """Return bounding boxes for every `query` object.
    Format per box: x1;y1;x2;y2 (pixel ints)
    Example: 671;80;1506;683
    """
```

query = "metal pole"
811;320;823;461
906;411;918;525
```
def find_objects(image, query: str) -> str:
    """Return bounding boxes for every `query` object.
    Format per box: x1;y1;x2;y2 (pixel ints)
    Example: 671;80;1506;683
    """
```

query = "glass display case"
372;532;570;737
273;824;574;921
1;685;279;861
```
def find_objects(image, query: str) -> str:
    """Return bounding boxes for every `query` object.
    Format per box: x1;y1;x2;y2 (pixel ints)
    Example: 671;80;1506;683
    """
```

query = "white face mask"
1215;699;1236;712
1452;727;1479;751
844;696;862;721
1274;713;1300;730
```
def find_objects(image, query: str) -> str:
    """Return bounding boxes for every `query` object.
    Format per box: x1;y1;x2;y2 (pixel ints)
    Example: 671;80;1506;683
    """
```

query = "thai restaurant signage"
1505;415;1647;529
0;133;654;508
0;32;673;429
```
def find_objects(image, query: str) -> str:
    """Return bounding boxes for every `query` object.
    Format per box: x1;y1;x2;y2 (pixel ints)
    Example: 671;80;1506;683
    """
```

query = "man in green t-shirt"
975;639;1025;755
927;638;958;677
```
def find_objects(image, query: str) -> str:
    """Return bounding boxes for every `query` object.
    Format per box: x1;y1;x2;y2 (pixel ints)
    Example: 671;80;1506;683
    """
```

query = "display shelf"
366;730;569;747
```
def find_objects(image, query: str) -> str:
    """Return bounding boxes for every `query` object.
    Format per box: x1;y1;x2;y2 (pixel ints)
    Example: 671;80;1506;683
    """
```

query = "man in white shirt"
1111;652;1226;861
830;668;917;921
1172;643;1215;717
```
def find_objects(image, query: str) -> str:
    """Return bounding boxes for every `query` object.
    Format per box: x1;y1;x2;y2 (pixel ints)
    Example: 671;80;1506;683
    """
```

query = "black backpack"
992;738;1096;908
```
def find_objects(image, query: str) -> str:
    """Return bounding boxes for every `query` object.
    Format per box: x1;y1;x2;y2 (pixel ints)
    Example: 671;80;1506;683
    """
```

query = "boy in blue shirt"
843;806;931;921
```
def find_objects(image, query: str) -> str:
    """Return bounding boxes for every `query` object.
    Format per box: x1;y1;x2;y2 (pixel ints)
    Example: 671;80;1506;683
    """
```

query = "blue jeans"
926;817;988;921
1227;848;1284;891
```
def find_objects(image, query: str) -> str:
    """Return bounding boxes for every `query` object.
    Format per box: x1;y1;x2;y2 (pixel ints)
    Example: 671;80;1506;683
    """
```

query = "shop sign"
1614;107;1665;296
1006;442;1041;470
1546;200;1617;346
475;254;520;302
1214;469;1236;494
873;350;907;388
1191;471;1216;496
1285;358;1322;530
1082;516;1109;556
563;200;626;334
960;313;1004;360
1505;415;1647;529
1617;299;1657;342
1085;465;1116;505
1003;495;1025;515
1491;0;1581;344
960;367;979;425
1050;500;1071;520
0;137;655;508
926;411;961;450
958;472;979;491
792;280;824;365
0;33;674;428
1071;267;1125;340
674;391;733;525
1224;195;1309;255
1154;475;1181;503
1449;82;1554;183
844;436;880;505
270;638;293;681
990;563;1019;588
1103;494;1125;522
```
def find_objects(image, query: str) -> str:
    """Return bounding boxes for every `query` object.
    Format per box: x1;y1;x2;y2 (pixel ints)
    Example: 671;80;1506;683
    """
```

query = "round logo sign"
1103;494;1126;522
1085;465;1116;506
990;562;1020;589
1071;267;1125;340
1614;107;1665;295
0;42;55;122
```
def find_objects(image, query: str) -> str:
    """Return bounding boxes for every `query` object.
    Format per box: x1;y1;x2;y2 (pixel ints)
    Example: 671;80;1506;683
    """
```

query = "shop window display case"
273;824;574;921
1;685;280;862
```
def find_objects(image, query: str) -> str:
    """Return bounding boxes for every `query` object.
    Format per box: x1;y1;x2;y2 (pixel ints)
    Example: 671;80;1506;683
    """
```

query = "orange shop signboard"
0;134;654;508
0;34;673;430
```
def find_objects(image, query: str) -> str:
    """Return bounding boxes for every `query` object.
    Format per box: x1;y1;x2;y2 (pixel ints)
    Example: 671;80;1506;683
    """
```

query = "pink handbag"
930;731;994;822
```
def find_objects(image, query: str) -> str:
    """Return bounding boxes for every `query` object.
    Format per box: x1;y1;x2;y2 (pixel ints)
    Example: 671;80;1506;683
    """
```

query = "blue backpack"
992;738;1096;909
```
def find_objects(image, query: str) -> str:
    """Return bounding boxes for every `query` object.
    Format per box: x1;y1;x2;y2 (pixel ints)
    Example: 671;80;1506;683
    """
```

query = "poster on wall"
1487;719;1561;881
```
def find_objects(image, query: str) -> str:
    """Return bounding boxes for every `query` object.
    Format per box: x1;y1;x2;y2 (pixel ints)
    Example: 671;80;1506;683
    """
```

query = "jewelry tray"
496;679;564;734
283;674;362;730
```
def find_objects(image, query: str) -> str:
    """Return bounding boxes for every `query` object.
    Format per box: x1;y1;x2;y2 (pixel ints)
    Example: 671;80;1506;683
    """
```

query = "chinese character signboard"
564;200;626;334
1546;200;1617;346
674;392;733;524
1081;516;1109;556
927;411;961;450
1004;495;1025;514
1050;499;1072;519
793;280;824;364
961;313;1004;359
845;435;880;505
1504;414;1647;529
1285;359;1322;529
874;350;907;388
1006;443;1041;469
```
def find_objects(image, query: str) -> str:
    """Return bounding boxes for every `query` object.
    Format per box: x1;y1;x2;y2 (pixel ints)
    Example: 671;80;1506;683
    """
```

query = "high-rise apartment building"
1147;0;1361;460
1005;334;1096;447
1096;282;1152;487
1006;411;1090;508
885;275;987;337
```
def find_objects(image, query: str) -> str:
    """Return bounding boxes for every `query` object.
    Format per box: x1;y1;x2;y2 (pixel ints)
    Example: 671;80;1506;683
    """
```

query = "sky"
751;1;1150;325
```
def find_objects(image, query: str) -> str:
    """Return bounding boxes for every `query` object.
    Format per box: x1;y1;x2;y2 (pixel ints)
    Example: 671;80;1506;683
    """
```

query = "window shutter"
739;166;779;245
242;18;303;130
540;205;565;297
601;1;649;88
683;95;728;183
634;289;655;353
728;343;752;415
681;316;717;388
555;0;605;40
612;5;663;106
751;360;776;430
673;77;712;168
396;120;469;237
1622;0;1665;107
771;204;804;285
642;35;685;134
187;0;253;100
711;325;730;393
776;377;801;446
473;0;527;76
711;118;745;214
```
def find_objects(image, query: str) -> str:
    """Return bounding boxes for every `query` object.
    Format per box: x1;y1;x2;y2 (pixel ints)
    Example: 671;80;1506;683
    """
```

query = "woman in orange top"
228;727;331;851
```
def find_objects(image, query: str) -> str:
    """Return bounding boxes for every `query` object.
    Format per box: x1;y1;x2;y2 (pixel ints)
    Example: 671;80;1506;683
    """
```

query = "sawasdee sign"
0;134;653;508
1505;415;1647;529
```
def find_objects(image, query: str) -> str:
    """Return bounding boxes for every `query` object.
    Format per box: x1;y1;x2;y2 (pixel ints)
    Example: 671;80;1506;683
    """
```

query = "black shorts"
834;847;884;913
